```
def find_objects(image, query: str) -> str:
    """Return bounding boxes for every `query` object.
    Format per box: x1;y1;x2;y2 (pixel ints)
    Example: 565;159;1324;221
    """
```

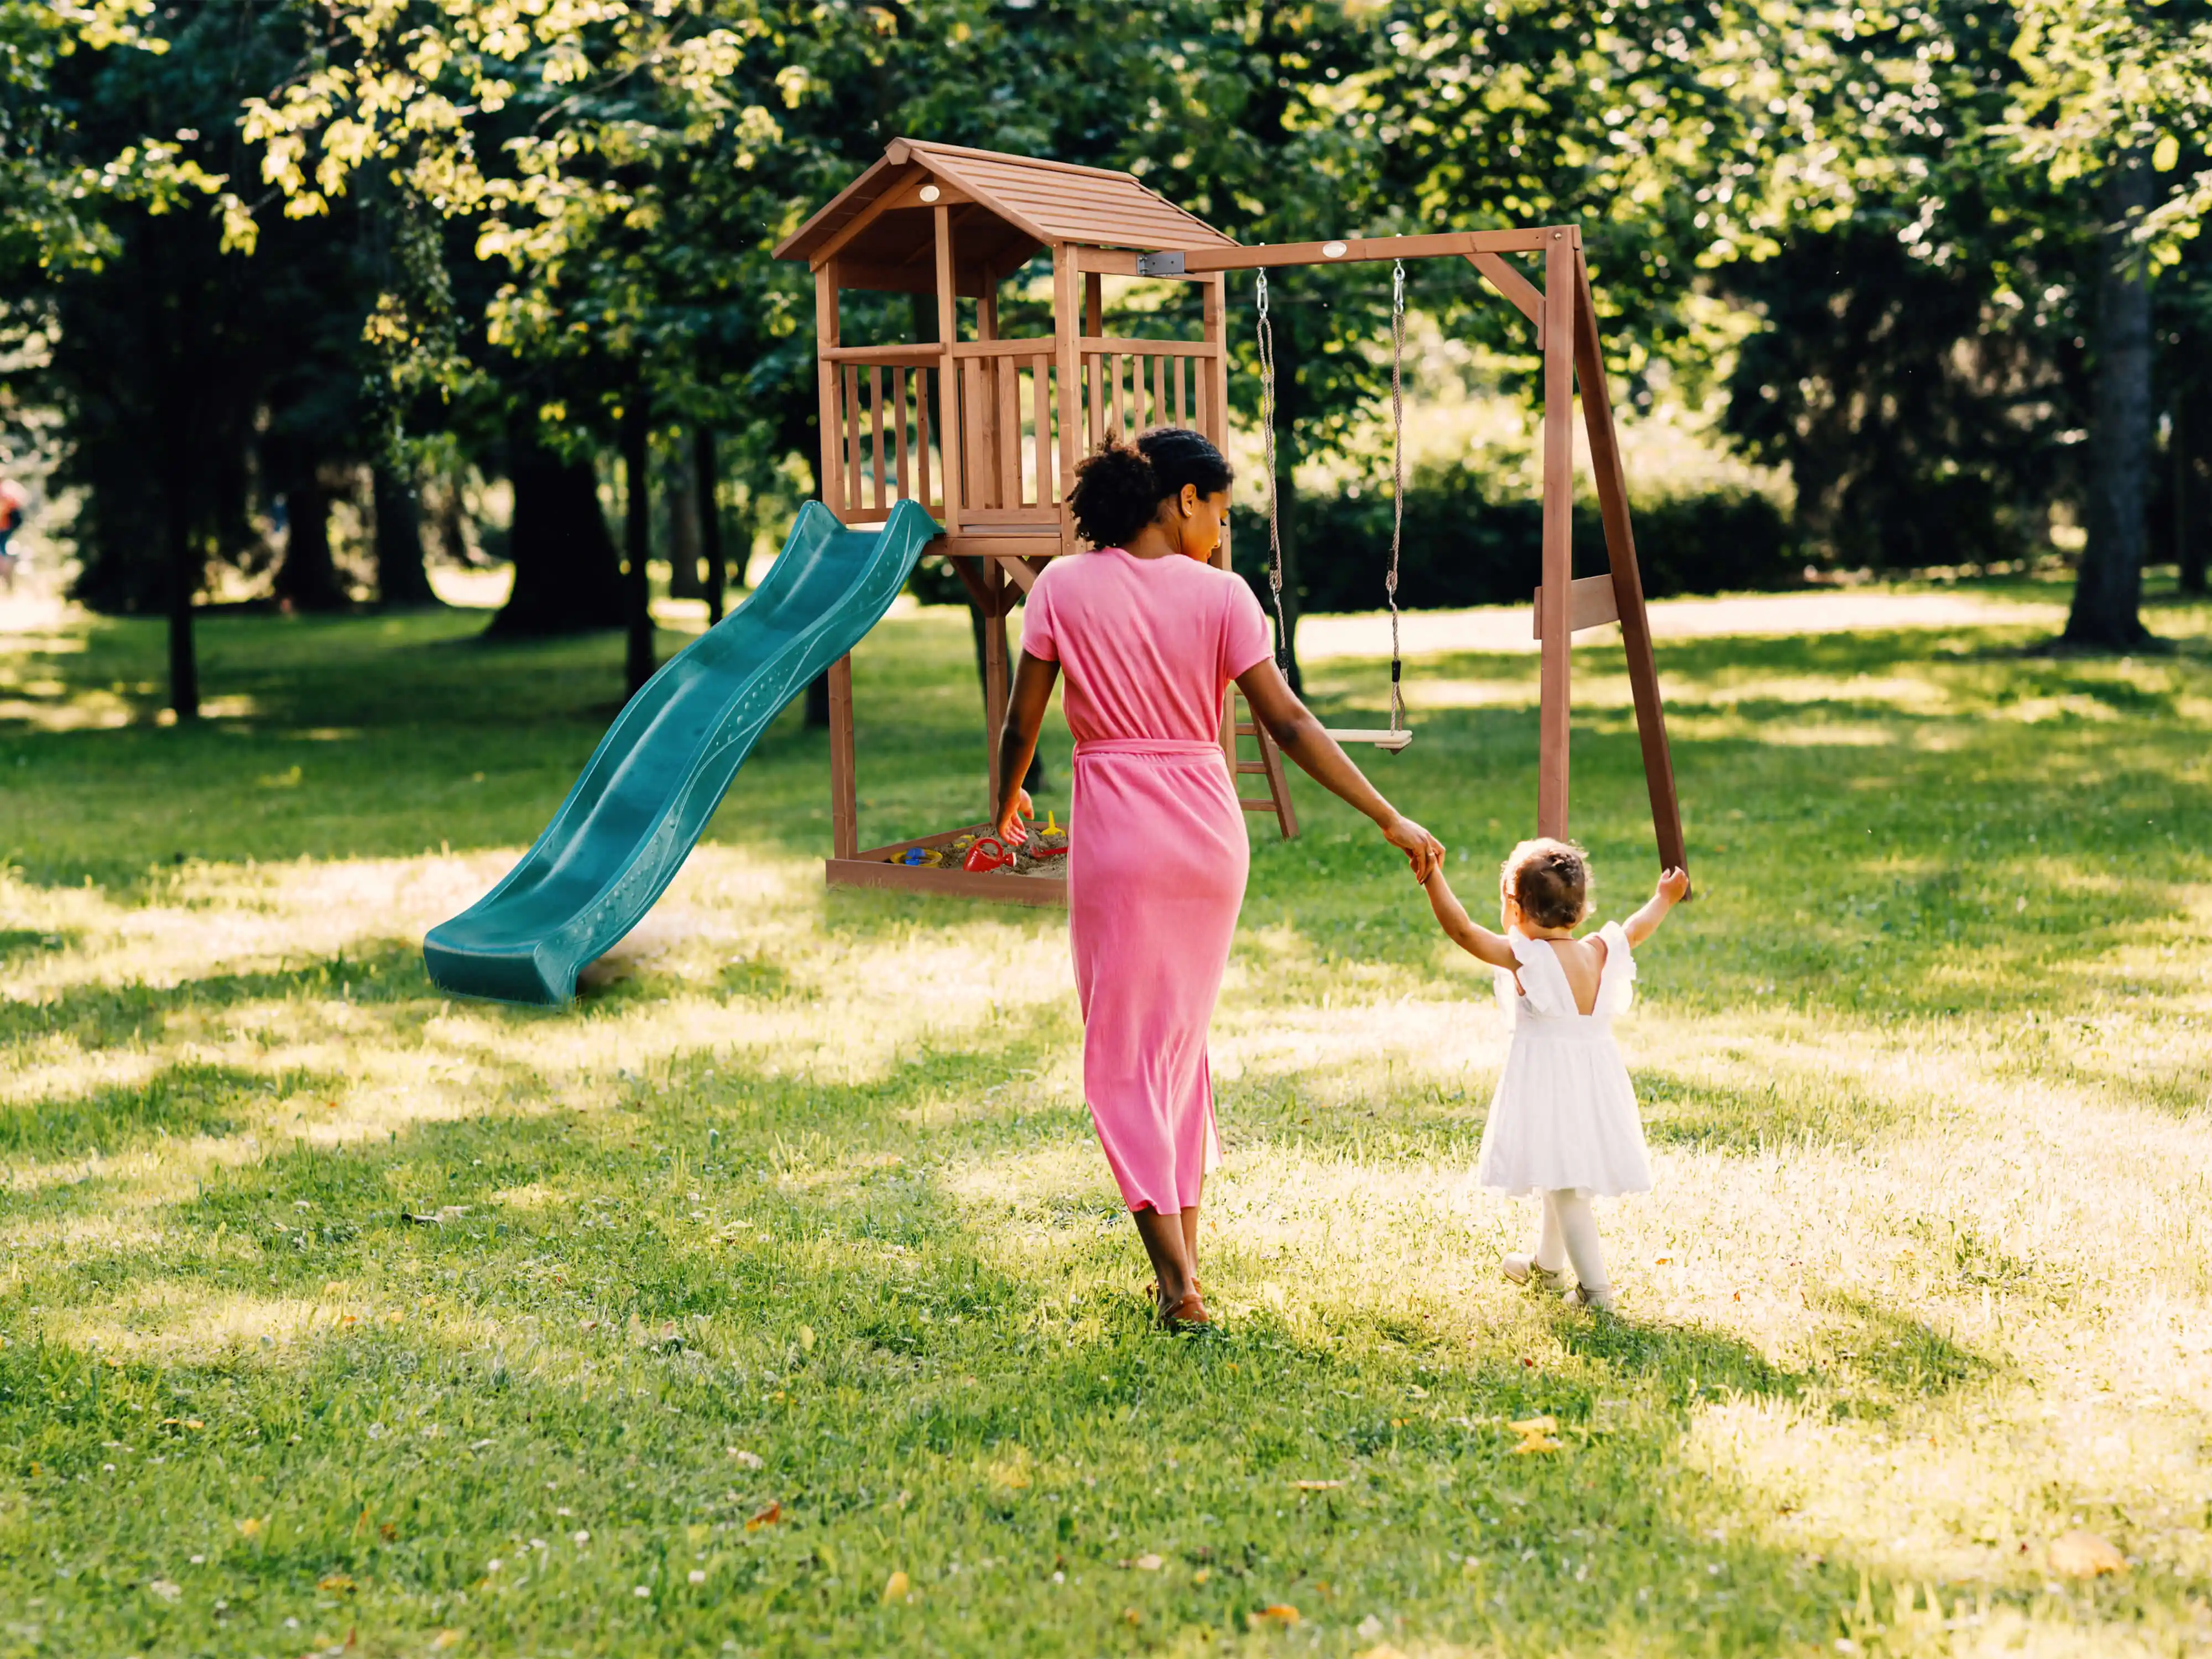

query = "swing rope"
1253;262;1412;749
1256;269;1290;673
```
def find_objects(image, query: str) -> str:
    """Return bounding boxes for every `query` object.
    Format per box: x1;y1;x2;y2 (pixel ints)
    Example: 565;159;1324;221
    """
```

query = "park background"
1;3;2210;1657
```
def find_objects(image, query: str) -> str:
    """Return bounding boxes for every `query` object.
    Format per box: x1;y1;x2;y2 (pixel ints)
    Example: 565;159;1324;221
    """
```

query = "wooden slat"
942;533;1067;556
1084;273;1104;335
1112;354;1126;439
1153;354;1167;430
1202;274;1227;447
827;654;858;860
959;508;1063;526
983;559;1009;815
1538;228;1575;839
1574;246;1687;880
1032;353;1052;508
1172;355;1186;425
893;366;911;500
824;857;1067;909
842;363;863;514
869;366;886;512
1531;572;1620;639
917;366;933;510
1087;348;1104;449
997;355;1020;509
1054;246;1081;536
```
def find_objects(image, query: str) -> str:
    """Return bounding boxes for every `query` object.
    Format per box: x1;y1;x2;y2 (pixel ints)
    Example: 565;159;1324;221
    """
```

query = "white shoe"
1564;1282;1617;1313
1502;1253;1571;1291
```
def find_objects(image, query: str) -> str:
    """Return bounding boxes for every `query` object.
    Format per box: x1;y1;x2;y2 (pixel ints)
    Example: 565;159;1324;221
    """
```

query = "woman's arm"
993;648;1061;843
1422;867;1518;968
1623;867;1691;947
1233;656;1443;880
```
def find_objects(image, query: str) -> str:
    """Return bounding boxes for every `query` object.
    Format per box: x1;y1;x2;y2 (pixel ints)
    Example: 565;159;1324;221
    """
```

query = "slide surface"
424;499;940;1006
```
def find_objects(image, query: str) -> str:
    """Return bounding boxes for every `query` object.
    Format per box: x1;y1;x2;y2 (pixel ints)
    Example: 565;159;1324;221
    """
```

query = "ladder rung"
1239;797;1281;811
1235;761;1269;774
1234;723;1259;737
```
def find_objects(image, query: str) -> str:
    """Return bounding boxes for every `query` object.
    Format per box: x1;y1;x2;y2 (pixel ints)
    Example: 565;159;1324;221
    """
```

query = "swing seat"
1322;727;1415;753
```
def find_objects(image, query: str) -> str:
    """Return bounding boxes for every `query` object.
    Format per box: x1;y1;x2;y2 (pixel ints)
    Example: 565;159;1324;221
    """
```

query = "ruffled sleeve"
1595;921;1637;1015
1504;931;1581;1019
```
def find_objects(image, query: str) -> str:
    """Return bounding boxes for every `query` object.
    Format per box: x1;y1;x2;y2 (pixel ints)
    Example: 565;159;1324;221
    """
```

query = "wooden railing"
823;334;1226;534
824;347;941;523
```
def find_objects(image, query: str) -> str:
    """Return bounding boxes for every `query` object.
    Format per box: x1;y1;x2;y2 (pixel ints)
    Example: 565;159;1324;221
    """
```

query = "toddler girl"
1421;839;1688;1311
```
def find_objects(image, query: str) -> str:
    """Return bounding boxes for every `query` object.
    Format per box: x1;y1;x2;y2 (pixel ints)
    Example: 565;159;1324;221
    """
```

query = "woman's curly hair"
1500;837;1592;931
1066;427;1234;549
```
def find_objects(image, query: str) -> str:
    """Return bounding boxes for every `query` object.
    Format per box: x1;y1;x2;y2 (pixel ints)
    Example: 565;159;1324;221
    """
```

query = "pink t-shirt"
1019;549;1274;744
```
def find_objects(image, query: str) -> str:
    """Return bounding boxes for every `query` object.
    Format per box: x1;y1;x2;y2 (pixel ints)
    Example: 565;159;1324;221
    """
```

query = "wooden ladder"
1223;687;1298;839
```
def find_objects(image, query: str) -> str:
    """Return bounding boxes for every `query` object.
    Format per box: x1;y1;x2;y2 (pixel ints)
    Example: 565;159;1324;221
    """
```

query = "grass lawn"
1;576;2209;1658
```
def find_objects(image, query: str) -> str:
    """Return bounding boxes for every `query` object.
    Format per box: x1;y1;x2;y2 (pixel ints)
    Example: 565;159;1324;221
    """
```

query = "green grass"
1;578;2210;1657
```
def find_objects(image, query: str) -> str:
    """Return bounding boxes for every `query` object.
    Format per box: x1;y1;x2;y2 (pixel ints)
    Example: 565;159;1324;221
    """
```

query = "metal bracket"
1134;249;1186;277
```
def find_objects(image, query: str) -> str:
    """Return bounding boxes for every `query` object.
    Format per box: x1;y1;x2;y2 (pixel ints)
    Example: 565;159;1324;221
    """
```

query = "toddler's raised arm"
1623;867;1691;947
1422;867;1517;968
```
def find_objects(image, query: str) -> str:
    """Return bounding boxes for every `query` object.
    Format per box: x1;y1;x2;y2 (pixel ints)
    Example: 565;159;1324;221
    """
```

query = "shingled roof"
773;139;1234;285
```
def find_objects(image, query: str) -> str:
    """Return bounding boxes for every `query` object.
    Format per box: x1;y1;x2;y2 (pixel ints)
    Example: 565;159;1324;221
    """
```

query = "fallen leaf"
236;1517;265;1540
881;1569;910;1604
1249;1604;1301;1627
746;1501;782;1531
798;1325;816;1351
1122;1608;1140;1625
1507;1416;1558;1437
2049;1530;2126;1578
319;1573;357;1593
1133;1554;1164;1571
1291;1480;1344;1491
183;1419;204;1430
430;1634;462;1651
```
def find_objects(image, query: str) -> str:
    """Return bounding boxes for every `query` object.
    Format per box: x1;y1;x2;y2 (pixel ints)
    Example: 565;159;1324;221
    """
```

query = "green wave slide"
424;498;941;1006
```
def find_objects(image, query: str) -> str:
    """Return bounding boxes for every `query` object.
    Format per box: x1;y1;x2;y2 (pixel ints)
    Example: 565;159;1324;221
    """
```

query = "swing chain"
1256;269;1289;672
1387;259;1406;734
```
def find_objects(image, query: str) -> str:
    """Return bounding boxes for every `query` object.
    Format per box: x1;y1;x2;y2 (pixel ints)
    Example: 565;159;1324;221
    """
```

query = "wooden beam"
827;654;858;861
991;554;1038;594
824;259;994;298
1159;227;1559;274
1054;245;1081;548
983;557;1010;815
1531;572;1620;639
814;264;843;517
1537;228;1575;840
1573;248;1688;880
933;205;963;537
1468;251;1543;328
946;552;992;611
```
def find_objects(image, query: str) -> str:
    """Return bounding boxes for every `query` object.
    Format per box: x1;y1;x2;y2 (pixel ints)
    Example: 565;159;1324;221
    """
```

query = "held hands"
995;787;1035;848
1381;813;1445;883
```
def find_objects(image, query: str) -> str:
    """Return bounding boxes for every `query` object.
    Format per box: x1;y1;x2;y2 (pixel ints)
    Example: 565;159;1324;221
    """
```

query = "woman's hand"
1381;813;1444;882
995;787;1035;847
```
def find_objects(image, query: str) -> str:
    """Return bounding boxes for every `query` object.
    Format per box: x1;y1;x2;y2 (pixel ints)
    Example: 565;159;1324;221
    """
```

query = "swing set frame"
774;140;1688;903
1150;223;1688;872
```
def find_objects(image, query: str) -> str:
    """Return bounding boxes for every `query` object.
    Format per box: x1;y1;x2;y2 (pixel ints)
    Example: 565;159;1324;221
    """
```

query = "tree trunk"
2064;156;2157;649
489;420;624;636
623;390;655;696
273;473;347;611
165;446;199;721
373;465;441;607
665;433;705;599
697;425;726;624
2180;388;2210;597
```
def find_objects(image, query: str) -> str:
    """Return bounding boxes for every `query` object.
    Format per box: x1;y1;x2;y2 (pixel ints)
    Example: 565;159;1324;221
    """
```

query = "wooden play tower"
773;138;1686;905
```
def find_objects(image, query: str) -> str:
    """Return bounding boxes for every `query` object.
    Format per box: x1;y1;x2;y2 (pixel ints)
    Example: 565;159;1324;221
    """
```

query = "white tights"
1532;1189;1610;1296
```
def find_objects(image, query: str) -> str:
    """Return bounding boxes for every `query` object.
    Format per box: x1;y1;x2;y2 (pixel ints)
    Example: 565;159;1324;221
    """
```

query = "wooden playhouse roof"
773;139;1234;285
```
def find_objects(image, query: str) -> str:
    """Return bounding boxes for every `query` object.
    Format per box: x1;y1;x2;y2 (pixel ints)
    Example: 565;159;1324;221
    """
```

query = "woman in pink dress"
994;429;1443;1329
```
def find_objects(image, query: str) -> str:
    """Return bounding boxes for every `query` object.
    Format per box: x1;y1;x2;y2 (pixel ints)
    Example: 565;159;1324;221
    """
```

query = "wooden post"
1537;229;1574;840
828;654;858;860
983;556;1009;815
1572;244;1687;878
1202;273;1228;448
933;207;962;536
1053;245;1081;545
814;264;842;515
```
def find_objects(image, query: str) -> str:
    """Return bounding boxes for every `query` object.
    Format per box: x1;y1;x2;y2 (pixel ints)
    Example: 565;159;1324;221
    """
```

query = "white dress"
1474;922;1653;1197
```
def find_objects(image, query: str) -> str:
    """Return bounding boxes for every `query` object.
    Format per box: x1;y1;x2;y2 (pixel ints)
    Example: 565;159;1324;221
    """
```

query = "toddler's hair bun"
1501;837;1592;930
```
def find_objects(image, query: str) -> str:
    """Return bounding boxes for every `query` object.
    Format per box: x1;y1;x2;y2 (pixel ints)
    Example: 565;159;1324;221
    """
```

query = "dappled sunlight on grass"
2;586;2209;1655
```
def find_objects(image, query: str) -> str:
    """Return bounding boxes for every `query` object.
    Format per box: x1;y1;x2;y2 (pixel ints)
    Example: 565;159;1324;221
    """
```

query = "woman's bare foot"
1159;1288;1212;1329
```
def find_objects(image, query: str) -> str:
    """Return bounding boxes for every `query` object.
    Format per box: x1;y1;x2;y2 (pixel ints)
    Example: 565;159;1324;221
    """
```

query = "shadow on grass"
0;938;431;1051
1637;1067;1905;1155
0;1060;339;1161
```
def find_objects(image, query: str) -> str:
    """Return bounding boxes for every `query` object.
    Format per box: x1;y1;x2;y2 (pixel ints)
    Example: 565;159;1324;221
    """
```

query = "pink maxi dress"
1019;548;1274;1214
